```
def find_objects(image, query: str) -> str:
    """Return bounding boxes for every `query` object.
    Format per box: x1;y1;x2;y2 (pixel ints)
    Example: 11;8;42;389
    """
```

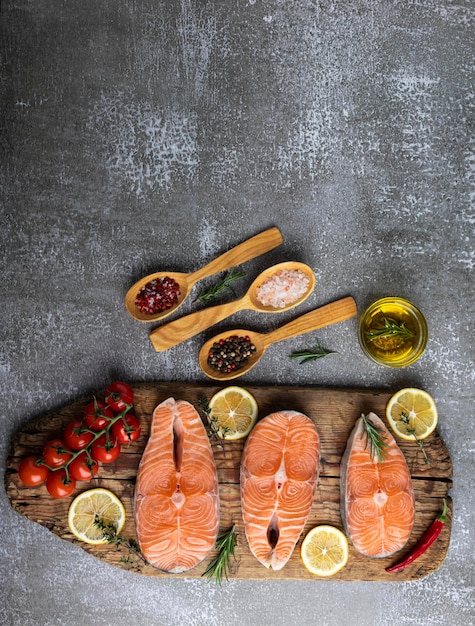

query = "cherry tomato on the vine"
83;400;114;431
43;439;73;468
112;413;141;444
18;456;50;487
91;433;121;464
46;469;76;499
68;452;99;481
105;381;134;412
64;419;94;450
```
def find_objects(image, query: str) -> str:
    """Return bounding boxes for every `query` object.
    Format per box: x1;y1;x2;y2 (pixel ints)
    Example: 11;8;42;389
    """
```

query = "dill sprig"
195;269;246;303
290;340;337;364
360;413;390;462
365;316;415;341
94;519;147;566
202;526;237;585
400;411;432;464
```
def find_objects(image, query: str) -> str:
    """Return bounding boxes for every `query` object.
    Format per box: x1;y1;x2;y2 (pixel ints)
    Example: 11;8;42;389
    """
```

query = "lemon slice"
386;388;438;441
301;525;349;577
68;488;126;545
207;386;258;440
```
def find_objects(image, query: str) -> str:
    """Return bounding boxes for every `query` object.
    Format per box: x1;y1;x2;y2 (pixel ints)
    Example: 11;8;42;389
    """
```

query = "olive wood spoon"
198;296;357;380
125;227;283;323
149;261;316;352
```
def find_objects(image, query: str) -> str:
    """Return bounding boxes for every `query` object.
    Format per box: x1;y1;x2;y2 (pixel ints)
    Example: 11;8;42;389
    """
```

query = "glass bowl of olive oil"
358;297;428;367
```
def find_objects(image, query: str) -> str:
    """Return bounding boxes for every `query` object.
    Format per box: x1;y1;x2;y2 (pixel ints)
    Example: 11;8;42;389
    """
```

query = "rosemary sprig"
400;411;431;464
195;269;246;303
365;316;415;342
202;526;237;585
198;396;230;444
360;413;390;462
290;340;337;364
94;519;147;566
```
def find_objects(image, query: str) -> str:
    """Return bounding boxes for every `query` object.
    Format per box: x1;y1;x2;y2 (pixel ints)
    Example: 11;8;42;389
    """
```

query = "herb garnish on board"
360;413;390;462
94;519;147;567
202;526;237;585
198;395;230;444
400;410;431;464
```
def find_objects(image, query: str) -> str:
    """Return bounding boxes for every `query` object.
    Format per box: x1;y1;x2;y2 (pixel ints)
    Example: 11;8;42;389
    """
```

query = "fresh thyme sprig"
360;413;390;462
195;269;246;303
400;411;431;464
197;396;230;445
94;519;147;566
365;316;415;342
290;340;337;364
202;526;237;585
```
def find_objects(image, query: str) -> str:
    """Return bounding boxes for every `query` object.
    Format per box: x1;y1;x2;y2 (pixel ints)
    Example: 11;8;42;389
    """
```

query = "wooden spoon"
198;296;357;380
125;227;283;323
149;261;316;352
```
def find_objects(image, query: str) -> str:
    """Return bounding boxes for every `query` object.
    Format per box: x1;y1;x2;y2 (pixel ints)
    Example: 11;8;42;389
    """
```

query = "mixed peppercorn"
207;335;257;373
135;276;181;314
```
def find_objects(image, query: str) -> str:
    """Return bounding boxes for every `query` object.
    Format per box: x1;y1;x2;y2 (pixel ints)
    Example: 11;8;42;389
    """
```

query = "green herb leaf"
290;340;337;364
360;413;390;462
365;316;415;342
400;411;432;464
94;519;147;566
195;269;246;303
202;526;237;585
198;396;229;444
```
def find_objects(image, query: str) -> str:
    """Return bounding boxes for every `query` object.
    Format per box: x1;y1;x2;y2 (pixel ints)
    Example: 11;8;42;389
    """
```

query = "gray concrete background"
1;1;473;625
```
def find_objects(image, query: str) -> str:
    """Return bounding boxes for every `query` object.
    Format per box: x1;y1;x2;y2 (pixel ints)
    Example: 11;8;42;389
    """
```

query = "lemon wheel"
207;386;258;440
301;525;349;577
68;488;126;545
386;388;438;441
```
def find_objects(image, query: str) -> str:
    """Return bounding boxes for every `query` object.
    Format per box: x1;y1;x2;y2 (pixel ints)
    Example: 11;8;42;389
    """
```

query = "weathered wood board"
5;382;453;581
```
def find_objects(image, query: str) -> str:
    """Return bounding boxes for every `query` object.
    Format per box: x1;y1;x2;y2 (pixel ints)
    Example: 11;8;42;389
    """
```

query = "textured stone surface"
1;1;473;625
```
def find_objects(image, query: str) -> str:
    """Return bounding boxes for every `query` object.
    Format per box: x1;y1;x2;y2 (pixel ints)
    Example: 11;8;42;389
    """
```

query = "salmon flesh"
134;398;219;573
340;412;415;558
240;410;320;570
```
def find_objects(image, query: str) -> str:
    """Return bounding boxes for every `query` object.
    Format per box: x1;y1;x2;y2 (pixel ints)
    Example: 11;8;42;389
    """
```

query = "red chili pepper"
386;499;448;572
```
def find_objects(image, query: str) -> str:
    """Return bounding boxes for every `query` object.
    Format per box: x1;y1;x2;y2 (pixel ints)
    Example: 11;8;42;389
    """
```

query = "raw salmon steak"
340;412;415;558
240;410;320;570
134;398;219;573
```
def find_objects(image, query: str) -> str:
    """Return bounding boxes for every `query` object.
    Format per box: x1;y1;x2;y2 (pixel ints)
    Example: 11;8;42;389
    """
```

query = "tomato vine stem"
38;402;134;482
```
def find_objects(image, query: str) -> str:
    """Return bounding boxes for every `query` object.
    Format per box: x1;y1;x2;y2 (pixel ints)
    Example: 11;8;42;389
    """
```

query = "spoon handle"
188;227;283;283
262;297;357;348
149;297;249;352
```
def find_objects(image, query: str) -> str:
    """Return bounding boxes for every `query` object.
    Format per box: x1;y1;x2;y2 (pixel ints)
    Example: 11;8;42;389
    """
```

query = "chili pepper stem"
438;498;448;524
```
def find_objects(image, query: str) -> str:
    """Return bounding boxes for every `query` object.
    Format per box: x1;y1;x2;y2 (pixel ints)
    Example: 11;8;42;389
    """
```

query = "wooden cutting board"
5;382;453;581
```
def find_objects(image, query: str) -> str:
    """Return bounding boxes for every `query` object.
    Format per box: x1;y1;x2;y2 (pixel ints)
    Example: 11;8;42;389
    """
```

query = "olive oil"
359;298;428;367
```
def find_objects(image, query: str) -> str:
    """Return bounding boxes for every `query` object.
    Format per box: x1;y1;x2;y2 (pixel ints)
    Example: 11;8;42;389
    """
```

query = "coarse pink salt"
255;269;310;308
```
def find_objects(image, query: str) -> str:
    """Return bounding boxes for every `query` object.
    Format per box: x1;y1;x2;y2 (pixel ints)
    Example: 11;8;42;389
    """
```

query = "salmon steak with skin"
240;410;320;570
134;398;219;573
340;412;415;558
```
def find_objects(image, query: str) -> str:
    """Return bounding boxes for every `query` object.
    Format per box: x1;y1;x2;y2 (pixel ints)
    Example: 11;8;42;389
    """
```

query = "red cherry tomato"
64;419;94;450
68;452;99;481
105;381;134;412
43;439;73;468
18;456;50;487
46;469;76;498
112;414;141;444
91;433;121;463
83;400;114;430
